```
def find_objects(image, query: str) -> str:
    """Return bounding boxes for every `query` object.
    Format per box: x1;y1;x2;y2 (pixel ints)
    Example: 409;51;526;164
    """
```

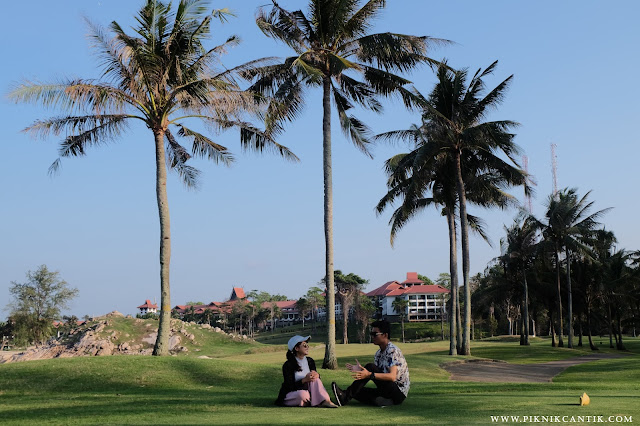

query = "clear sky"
2;1;639;318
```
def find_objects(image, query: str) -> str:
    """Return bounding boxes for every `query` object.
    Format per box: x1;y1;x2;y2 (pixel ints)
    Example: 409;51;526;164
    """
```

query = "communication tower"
551;143;558;197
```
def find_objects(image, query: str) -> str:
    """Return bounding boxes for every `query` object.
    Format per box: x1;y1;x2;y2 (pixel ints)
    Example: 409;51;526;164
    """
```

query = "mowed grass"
0;337;638;425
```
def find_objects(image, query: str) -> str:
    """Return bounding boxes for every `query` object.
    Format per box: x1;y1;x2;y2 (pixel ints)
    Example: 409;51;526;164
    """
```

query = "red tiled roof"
137;299;158;309
261;300;297;310
230;287;246;300
173;301;229;314
401;272;424;285
386;285;449;296
365;281;401;297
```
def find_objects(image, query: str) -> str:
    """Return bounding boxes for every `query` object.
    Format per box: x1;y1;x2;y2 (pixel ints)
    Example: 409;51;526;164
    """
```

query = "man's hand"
351;366;371;380
346;358;363;372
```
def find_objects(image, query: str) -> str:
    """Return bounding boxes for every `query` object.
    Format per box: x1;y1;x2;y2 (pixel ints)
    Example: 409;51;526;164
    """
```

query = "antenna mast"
551;143;558;196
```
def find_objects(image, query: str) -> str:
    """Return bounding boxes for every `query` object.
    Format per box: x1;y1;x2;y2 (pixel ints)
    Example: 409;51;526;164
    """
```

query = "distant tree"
392;297;409;343
185;301;205;306
266;302;283;332
435;273;451;288
8;265;78;346
305;287;325;333
353;295;376;343
417;274;434;285
296;298;312;329
332;270;368;344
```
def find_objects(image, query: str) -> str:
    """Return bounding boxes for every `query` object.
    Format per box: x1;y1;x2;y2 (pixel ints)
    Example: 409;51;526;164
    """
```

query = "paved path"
443;353;625;383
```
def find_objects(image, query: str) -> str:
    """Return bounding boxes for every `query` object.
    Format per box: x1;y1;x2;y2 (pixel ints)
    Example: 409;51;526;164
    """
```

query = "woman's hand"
303;371;319;383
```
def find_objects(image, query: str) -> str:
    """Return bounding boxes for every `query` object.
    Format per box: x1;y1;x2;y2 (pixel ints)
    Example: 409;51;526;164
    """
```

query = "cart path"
442;353;626;383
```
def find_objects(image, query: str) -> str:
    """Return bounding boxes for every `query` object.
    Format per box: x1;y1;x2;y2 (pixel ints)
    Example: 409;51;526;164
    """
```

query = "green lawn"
0;336;638;425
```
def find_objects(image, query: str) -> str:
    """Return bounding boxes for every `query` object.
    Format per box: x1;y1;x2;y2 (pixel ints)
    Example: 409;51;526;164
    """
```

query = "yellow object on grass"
580;393;590;406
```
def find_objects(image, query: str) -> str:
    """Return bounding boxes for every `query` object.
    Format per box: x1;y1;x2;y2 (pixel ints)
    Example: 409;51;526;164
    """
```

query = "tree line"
471;189;639;349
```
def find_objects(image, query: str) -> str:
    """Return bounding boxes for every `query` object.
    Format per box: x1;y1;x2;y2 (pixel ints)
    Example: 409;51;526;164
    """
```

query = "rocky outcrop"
0;317;252;364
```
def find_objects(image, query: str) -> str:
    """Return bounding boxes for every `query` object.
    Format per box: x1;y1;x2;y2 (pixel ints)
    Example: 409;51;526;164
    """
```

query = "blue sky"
2;1;639;317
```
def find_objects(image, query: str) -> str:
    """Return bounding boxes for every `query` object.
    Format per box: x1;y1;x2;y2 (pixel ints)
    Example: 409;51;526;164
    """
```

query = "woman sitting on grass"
275;335;338;408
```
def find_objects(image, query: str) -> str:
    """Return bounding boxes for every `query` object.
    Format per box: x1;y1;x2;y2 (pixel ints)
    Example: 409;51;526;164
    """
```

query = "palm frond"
165;128;200;189
175;124;234;166
256;3;308;54
333;87;373;157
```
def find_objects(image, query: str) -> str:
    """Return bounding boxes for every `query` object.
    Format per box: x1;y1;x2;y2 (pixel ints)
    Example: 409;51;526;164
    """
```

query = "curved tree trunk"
454;152;471;355
522;273;530;345
566;248;573;348
321;77;337;369
554;249;564;347
446;207;458;355
153;130;172;356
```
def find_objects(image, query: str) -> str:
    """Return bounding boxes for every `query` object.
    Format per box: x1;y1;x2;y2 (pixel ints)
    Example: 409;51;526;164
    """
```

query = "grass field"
1;335;638;425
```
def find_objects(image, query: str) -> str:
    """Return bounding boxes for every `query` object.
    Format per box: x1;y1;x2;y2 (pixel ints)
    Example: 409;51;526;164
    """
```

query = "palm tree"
376;62;529;354
392;297;409;343
247;0;444;369
535;188;610;348
9;0;296;355
500;216;538;345
414;61;528;355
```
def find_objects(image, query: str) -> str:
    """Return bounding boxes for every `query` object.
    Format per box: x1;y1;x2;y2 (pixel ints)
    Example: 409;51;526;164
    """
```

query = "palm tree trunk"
454;152;471;355
456;284;462;352
446;207;457;355
577;316;583;347
342;299;349;344
616;309;625;350
401;316;405;343
523;273;530;345
440;294;445;341
608;302;614;348
565;248;573;348
321;76;337;369
587;304;598;350
554;249;564;347
550;307;556;347
152;130;172;356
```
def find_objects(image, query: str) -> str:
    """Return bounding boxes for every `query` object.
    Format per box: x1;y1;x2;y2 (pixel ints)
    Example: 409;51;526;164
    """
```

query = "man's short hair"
371;319;391;339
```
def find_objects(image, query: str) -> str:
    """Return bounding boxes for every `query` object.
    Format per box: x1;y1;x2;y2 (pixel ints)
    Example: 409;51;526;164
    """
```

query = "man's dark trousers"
343;363;405;405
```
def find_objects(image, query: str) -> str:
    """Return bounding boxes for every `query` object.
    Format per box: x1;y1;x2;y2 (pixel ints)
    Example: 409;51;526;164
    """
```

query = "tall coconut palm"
376;129;522;354
535;188;610;348
417;61;528;355
500;216;538;345
247;0;444;368
9;0;296;355
376;61;529;354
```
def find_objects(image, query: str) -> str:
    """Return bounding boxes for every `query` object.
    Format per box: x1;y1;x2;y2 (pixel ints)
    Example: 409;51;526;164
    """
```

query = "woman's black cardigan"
275;356;317;406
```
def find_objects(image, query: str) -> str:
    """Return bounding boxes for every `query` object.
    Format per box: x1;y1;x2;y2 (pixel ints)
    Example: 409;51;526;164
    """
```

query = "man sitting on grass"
331;320;410;407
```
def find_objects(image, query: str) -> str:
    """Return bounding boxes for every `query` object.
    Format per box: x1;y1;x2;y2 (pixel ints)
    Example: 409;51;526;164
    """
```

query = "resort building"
366;272;450;321
137;300;158;315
